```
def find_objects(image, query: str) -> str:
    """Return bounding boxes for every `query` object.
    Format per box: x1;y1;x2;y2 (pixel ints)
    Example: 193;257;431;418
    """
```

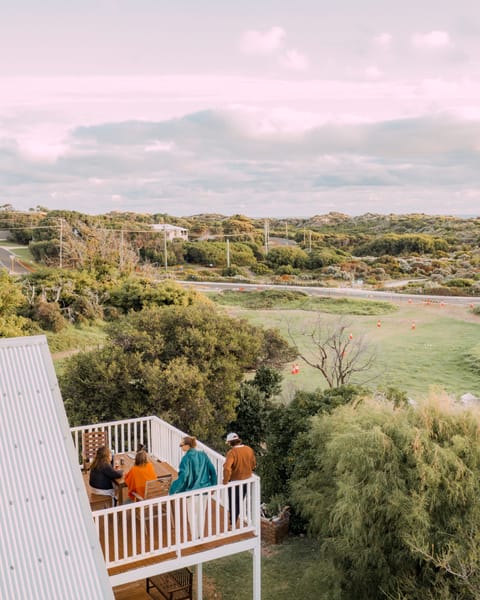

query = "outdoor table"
112;452;176;505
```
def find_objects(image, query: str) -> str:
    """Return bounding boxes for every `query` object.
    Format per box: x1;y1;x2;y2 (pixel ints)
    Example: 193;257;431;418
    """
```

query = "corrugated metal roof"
0;335;113;600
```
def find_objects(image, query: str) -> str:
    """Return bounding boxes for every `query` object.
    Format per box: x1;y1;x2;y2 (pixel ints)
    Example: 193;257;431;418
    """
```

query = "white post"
252;542;261;600
196;563;203;600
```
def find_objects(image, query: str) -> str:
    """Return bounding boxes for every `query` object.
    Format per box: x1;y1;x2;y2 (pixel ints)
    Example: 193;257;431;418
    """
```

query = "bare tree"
289;315;376;388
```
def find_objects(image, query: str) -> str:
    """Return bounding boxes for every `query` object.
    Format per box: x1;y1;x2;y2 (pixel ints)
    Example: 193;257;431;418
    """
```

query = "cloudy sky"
1;0;480;217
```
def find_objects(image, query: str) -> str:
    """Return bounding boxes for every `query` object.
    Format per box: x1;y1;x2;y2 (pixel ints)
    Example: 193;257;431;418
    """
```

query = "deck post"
196;563;203;600
253;542;261;600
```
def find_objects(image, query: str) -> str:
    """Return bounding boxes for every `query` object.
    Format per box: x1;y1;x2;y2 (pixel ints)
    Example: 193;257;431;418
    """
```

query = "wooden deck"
83;459;255;581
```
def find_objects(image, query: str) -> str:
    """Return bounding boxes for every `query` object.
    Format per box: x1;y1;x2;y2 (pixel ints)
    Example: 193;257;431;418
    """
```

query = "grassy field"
210;289;397;315
203;537;318;599
217;296;480;400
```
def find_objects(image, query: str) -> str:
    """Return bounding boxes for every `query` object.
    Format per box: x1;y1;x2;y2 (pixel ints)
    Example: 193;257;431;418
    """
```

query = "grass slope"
220;296;480;399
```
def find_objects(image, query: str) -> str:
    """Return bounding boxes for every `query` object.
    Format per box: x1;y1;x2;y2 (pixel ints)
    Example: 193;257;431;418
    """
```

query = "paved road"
0;246;30;274
176;280;478;307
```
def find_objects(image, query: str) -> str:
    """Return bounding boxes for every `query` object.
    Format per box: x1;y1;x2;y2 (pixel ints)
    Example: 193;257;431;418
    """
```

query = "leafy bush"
293;395;480;599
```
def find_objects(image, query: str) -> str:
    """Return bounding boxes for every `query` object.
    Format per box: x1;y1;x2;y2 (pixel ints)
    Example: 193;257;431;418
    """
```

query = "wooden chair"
132;475;172;501
82;430;108;470
89;492;113;511
133;475;173;531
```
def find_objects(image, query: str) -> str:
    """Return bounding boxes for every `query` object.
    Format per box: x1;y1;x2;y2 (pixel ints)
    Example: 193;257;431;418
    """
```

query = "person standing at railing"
223;432;256;527
89;446;123;505
169;436;217;539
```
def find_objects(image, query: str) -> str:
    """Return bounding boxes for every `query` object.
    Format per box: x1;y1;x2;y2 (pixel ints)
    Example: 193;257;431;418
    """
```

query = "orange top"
222;445;256;484
124;462;157;500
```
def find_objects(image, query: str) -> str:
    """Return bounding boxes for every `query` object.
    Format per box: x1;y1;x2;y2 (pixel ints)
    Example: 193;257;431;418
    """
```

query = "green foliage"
184;241;256;267
266;246;309;269
228;367;283;454
292;395;480;599
0;269;38;337
307;248;344;269
0;269;26;315
259;386;362;508
229;382;271;455
355;233;449;257
61;303;291;445
107;278;199;313
31;300;68;332
251;365;283;398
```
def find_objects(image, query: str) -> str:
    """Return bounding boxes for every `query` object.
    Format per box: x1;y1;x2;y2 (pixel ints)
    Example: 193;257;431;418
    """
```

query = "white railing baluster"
73;417;260;569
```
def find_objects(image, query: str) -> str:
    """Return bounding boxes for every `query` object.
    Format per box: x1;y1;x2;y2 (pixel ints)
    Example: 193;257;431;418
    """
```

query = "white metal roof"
0;335;113;600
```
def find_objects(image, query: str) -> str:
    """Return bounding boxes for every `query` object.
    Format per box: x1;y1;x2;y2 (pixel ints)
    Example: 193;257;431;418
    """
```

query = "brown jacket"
222;444;256;484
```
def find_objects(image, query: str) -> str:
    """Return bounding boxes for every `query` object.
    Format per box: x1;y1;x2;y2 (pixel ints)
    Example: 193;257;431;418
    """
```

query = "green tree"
292;395;480;600
259;386;362;508
0;269;37;337
266;246;309;269
61;303;292;444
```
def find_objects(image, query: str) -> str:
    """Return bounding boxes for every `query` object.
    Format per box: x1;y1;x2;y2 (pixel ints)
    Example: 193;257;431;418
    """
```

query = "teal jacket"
170;448;217;494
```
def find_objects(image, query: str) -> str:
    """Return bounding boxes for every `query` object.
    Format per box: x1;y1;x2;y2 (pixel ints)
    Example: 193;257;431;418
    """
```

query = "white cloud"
412;31;452;49
365;66;383;80
239;26;285;55
373;33;392;47
144;141;174;153
279;49;309;71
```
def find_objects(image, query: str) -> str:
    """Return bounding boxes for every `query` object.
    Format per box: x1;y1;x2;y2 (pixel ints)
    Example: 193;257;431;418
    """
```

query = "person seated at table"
124;448;157;501
89;446;123;502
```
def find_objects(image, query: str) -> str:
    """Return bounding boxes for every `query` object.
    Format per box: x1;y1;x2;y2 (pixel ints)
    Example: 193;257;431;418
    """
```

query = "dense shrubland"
2;208;479;294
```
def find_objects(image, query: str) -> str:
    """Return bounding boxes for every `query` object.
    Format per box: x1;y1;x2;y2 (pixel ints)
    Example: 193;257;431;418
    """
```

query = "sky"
1;0;480;218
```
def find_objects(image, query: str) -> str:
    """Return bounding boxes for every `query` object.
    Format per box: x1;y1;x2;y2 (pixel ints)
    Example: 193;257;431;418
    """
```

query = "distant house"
151;224;189;241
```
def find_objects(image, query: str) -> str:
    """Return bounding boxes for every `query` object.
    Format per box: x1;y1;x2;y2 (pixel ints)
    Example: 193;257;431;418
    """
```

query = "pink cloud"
412;31;452;49
239;27;285;55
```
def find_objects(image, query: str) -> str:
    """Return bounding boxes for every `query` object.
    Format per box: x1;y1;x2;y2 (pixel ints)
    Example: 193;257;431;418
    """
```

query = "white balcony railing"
70;417;261;572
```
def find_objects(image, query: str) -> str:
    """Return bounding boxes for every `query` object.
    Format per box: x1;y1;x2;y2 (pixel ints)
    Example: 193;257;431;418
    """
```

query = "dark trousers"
228;483;248;526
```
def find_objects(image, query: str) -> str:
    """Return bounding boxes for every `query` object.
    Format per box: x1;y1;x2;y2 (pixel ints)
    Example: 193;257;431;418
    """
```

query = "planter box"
261;513;290;545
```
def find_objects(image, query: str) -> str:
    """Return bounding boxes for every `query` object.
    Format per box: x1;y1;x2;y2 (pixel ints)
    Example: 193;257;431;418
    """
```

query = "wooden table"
112;453;176;505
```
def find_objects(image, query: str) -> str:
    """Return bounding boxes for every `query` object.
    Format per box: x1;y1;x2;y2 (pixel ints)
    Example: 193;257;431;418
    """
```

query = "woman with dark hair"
124;449;157;501
89;446;123;503
170;436;217;538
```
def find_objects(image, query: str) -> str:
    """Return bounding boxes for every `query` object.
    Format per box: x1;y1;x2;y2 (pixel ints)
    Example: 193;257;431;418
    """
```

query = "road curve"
175;280;478;307
0;246;31;274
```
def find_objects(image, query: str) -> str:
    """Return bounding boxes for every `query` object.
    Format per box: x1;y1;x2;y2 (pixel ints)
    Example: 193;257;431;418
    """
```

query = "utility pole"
308;230;312;253
59;218;63;269
163;227;168;274
264;219;269;254
226;238;230;268
119;229;124;270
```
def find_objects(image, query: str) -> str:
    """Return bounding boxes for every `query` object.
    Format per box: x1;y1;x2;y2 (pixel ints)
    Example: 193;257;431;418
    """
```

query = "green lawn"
222;302;480;399
203;537;318;600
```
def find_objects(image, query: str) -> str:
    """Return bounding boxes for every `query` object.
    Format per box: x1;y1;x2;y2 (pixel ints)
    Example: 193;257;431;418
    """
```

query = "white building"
151;224;189;241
